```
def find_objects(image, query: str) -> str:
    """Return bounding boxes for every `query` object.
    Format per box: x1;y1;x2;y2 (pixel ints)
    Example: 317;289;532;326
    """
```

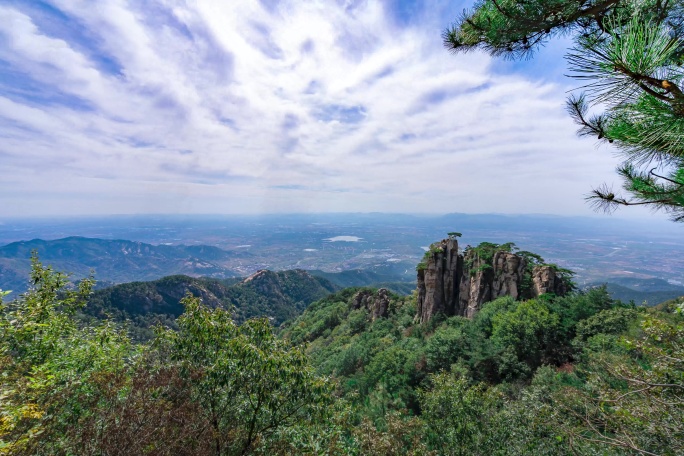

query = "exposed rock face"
243;270;287;302
416;239;462;323
458;251;486;318
492;252;526;301
351;288;391;320
532;265;570;297
417;240;553;322
456;250;527;318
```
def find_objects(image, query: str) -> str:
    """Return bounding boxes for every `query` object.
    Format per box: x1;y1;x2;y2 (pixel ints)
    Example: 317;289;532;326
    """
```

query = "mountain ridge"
0;236;244;294
86;269;339;339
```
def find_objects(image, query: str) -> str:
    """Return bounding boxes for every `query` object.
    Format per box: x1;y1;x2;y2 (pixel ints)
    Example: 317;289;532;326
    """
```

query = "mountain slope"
87;269;339;332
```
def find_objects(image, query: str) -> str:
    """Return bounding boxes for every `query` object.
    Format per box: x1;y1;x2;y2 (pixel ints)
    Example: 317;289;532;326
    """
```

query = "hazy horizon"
0;210;678;224
1;212;682;292
0;211;680;242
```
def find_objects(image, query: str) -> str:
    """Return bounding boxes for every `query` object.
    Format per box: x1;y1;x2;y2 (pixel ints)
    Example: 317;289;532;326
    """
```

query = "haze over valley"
1;213;681;304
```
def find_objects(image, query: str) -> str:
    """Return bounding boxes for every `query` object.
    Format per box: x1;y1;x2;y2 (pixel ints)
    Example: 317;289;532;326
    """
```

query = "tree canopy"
444;0;684;221
0;257;332;456
2;254;683;454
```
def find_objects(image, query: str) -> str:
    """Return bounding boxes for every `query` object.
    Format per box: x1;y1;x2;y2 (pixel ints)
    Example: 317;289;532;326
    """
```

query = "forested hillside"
84;269;338;339
282;286;684;456
586;278;684;306
307;269;416;295
1;243;681;455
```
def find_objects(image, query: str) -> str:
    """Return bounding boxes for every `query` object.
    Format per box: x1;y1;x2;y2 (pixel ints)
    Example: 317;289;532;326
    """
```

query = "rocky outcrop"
416;239;462;323
459;250;493;318
416;239;565;323
492;252;526;300
351;288;391;320
243;270;287;301
532;265;570;297
456;250;527;318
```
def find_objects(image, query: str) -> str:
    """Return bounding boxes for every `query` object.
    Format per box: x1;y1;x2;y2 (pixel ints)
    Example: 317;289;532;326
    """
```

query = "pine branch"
444;0;623;57
566;95;611;140
614;63;684;111
649;168;684;187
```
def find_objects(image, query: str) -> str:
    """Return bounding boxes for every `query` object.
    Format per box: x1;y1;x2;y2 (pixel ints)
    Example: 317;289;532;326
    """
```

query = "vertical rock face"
458;266;471;317
416;239;461;323
492;252;526;301
422;243;446;318
371;288;391;320
462;251;494;318
459;251;526;318
443;240;463;316
416;240;550;323
532;266;569;297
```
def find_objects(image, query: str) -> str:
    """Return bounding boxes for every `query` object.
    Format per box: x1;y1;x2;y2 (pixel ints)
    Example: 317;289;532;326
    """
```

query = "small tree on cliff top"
444;0;684;221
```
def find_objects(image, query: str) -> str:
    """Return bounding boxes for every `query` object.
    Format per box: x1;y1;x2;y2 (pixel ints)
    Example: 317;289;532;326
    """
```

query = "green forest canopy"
1;255;682;455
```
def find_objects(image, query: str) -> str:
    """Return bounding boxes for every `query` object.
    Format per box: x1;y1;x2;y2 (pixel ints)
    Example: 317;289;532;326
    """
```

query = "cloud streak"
0;0;638;217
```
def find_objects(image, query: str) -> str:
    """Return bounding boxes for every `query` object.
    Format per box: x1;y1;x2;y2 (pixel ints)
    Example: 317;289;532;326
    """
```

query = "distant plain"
0;213;680;289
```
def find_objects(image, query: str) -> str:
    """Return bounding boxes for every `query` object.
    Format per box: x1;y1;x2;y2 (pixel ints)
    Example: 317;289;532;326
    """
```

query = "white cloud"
0;0;651;219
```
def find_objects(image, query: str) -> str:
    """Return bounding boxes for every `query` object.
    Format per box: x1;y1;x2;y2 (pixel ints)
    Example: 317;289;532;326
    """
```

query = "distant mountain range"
2;237;680;320
0;237;416;296
0;237;246;294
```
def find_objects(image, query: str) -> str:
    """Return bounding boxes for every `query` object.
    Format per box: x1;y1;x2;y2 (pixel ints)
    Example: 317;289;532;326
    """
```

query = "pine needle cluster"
445;0;684;221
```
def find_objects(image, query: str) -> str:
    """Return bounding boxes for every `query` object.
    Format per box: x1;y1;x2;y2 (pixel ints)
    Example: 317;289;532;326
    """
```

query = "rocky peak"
416;239;462;323
416;238;568;323
243;269;274;284
241;269;287;303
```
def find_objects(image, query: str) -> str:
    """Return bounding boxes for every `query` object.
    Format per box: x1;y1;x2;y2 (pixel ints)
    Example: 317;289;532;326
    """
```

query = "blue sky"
0;0;664;219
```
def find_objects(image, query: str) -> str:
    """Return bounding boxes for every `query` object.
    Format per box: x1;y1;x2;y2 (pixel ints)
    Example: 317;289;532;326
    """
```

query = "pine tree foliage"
444;0;684;221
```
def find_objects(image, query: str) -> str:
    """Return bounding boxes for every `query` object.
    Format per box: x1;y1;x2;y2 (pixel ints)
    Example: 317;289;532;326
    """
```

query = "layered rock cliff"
416;239;568;323
458;249;527;318
415;239;463;323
